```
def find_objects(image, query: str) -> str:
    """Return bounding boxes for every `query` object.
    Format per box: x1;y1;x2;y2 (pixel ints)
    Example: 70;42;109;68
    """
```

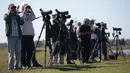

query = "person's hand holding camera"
23;4;32;14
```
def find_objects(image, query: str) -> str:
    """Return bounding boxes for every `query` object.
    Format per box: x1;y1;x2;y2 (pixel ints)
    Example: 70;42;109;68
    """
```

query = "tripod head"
40;8;52;21
112;27;122;37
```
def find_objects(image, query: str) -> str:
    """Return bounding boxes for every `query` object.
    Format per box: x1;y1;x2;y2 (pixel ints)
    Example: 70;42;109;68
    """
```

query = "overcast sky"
0;0;130;43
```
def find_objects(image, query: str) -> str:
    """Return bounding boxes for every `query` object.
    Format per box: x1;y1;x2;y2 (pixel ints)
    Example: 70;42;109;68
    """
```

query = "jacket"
19;12;36;35
4;12;24;38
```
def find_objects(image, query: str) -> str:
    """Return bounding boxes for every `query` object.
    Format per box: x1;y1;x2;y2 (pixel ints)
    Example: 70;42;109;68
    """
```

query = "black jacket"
4;12;24;38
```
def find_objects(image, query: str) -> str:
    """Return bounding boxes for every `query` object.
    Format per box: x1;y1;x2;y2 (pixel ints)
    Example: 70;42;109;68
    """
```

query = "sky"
0;0;130;43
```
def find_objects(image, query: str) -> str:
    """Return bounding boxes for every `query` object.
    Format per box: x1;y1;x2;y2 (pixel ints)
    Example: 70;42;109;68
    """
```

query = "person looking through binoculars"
19;4;42;69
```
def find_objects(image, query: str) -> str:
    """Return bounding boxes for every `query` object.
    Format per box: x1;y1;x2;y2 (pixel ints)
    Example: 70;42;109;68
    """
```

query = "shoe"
8;68;14;70
14;67;22;70
67;62;75;64
33;63;43;67
22;66;27;69
87;61;93;63
27;66;32;69
82;60;87;63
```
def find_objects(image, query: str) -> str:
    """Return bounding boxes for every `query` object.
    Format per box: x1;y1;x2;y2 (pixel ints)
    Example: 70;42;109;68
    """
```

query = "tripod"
89;26;107;62
111;32;126;60
32;10;52;67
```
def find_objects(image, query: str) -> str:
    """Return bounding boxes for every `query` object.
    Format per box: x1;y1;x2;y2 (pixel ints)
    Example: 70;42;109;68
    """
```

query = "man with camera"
4;3;24;70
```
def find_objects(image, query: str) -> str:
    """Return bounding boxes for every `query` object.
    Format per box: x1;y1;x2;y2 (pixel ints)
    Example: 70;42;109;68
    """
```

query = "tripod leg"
47;41;53;66
77;41;84;65
117;37;126;60
88;40;99;62
35;23;46;48
107;41;116;59
44;22;51;67
99;42;103;62
112;37;116;45
30;23;46;65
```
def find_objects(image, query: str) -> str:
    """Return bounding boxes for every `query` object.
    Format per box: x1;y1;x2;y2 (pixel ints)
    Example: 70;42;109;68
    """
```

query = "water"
113;49;130;55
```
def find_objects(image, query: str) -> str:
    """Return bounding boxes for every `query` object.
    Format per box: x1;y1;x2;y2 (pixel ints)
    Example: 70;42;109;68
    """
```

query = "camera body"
27;10;31;13
105;32;110;38
112;27;122;37
67;20;73;26
40;9;52;21
55;9;71;20
113;27;122;31
52;9;71;25
96;22;107;29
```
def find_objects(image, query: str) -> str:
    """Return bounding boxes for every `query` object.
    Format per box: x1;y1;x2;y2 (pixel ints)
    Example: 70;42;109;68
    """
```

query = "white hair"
18;2;28;12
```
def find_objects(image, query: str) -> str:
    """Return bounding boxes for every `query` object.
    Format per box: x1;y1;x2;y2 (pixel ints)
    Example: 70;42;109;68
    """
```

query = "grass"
0;48;130;73
110;45;130;50
122;45;130;50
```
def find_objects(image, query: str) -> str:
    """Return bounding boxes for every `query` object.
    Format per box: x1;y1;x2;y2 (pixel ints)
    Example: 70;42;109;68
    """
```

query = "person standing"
79;18;91;63
89;19;97;61
76;22;82;38
17;3;42;67
4;3;24;70
19;4;38;69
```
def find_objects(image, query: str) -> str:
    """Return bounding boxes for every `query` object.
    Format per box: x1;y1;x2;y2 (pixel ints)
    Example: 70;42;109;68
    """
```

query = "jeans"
7;36;21;69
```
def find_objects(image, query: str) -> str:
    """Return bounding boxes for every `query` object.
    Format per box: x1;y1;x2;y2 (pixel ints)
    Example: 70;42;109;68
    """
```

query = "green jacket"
4;12;24;38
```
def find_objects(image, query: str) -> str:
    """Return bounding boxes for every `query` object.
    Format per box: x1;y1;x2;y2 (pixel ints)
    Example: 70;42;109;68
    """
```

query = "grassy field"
0;48;130;73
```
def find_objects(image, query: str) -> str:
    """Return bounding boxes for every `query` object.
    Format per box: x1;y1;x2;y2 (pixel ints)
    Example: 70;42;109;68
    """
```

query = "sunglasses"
11;6;16;9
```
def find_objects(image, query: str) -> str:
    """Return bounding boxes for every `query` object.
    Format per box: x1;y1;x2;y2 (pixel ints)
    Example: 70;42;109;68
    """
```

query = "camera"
105;32;110;37
40;9;52;21
27;10;31;13
61;14;71;20
55;9;71;20
112;27;122;37
96;22;107;29
40;9;52;15
67;19;73;26
25;5;32;13
55;9;68;15
113;27;122;31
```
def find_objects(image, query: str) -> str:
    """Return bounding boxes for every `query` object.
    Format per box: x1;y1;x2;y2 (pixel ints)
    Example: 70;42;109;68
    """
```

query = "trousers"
7;36;21;69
